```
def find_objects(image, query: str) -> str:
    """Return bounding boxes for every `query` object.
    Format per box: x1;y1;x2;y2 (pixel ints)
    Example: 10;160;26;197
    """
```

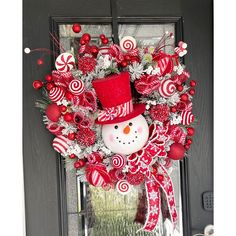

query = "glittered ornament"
78;55;96;74
102;38;109;45
33;80;43;89
45;103;61;122
189;89;195;95
67;133;76;140
72;23;81;33
77;128;96;147
150;104;169;122
180;94;189;101
168;143;185;160
46;82;55;91
126;172;145;186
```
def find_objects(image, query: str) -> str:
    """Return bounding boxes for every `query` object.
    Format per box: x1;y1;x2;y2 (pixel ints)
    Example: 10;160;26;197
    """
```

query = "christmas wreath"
32;24;196;233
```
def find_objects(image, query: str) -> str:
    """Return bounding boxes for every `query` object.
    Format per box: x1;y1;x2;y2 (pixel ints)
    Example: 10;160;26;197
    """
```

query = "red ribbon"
127;123;178;232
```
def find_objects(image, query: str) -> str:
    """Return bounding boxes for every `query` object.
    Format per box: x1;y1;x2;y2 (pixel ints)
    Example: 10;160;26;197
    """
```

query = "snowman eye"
114;125;118;129
129;122;133;126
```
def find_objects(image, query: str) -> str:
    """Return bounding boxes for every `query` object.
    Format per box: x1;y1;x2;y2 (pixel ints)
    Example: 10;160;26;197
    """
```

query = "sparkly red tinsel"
150;104;169;122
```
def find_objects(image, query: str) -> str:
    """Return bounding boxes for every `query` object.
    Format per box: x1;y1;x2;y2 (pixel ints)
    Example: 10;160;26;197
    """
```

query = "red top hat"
92;72;146;124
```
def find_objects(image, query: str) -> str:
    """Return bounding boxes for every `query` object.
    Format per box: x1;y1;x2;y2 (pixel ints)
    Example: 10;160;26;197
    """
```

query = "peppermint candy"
111;154;126;169
69;79;85;95
158;79;176;98
49;87;65;102
55;53;75;72
116;180;131;195
120;36;137;52
180;111;194;125
52;135;69;154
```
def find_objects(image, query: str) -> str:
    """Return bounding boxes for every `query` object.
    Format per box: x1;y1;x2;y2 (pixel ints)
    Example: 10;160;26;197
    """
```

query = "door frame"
50;15;191;236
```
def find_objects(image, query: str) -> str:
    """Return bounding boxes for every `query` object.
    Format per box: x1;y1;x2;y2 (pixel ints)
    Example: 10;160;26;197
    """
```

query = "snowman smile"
115;130;139;145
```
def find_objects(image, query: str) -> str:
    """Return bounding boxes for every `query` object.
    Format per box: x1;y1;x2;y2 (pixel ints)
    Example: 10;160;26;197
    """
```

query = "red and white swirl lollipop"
181;111;194;125
52;135;69;154
116;180;131;195
120;36;137;52
49;87;65;102
69;79;85;95
111;154;126;169
55;52;75;72
158;79;176;98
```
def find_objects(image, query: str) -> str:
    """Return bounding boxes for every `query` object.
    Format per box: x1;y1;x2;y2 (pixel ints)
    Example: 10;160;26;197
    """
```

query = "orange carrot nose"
123;125;130;134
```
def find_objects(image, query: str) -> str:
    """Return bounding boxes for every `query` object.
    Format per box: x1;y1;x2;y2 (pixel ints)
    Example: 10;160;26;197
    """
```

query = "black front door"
23;1;213;235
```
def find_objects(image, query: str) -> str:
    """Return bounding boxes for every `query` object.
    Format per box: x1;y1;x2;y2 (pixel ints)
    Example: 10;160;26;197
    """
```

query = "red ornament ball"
102;38;109;45
80;38;86;45
68;133;76;140
65;91;74;100
82;33;91;42
150;104;169;122
45;74;53;82
99;34;106;40
90;46;99;56
46;82;55;91
74;159;86;169
189;89;195;95
37;58;44;65
180;93;189;101
168;143;185;160
186;138;193;145
121;60;128;67
63;112;73;122
184;144;190;150
45;103;61;122
170;106;177;113
177;85;183;92
60;105;67;113
69;154;76;159
124;55;131;61
187;127;195;136
33;80;43;90
190;80;197;87
77;128;96;147
72;23;81;33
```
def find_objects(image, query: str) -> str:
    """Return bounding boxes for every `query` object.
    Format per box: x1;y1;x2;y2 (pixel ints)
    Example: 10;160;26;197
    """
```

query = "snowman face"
102;115;149;155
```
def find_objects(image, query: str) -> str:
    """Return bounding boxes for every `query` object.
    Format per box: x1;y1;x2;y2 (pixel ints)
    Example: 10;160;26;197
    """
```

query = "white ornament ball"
116;180;131;195
69;79;85;95
102;115;149;155
119;36;137;52
24;47;31;54
55;52;75;72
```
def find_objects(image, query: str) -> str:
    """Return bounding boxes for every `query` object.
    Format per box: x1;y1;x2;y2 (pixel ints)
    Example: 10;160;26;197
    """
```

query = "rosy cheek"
109;134;114;142
137;127;143;134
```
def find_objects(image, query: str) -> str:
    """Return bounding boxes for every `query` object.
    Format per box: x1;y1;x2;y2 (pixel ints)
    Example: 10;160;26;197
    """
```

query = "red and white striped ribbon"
98;100;133;122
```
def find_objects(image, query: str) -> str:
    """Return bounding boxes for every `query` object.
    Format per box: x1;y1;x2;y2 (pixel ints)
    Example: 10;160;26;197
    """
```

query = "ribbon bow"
127;123;178;232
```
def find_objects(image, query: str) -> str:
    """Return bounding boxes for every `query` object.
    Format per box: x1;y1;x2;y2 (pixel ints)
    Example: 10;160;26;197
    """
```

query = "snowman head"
92;72;148;155
102;115;149;155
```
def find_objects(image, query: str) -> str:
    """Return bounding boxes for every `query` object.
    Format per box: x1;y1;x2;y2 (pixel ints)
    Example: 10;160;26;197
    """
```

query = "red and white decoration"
49;87;65;103
55;52;75;72
32;25;196;234
119;36;137;52
69;79;85;95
